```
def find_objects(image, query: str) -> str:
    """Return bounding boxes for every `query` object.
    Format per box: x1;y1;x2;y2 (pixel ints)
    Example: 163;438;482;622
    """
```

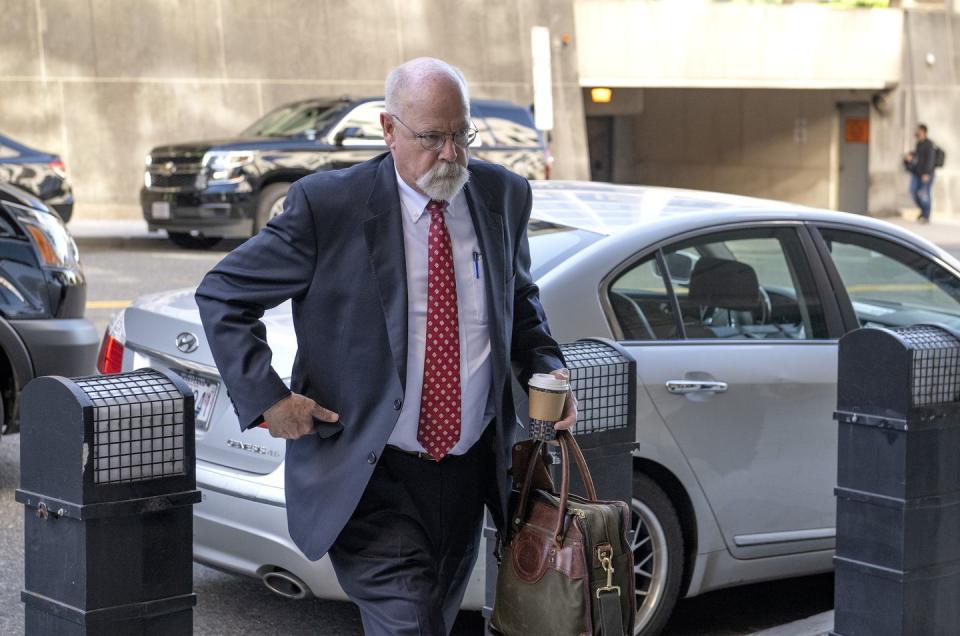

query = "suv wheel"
255;183;291;231
632;473;684;635
168;232;222;250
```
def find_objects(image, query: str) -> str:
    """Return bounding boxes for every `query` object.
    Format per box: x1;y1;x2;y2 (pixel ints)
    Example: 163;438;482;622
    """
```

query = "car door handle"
665;380;728;395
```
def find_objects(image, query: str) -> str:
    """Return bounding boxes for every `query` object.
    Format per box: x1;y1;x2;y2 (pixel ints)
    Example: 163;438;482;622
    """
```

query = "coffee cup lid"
529;373;569;391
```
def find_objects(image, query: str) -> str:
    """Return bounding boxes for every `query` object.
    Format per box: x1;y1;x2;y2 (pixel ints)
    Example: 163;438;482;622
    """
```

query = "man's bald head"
384;57;470;120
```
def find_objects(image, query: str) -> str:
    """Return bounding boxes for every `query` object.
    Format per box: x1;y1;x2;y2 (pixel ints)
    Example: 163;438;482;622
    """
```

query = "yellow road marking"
86;300;131;310
847;283;936;293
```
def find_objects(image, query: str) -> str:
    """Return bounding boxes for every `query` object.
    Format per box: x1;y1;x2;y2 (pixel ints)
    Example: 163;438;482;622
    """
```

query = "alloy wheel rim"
269;195;286;219
631;496;669;634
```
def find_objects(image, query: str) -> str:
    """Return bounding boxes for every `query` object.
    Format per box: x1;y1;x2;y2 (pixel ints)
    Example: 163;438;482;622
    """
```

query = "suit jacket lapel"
363;155;408;391
464;178;507;387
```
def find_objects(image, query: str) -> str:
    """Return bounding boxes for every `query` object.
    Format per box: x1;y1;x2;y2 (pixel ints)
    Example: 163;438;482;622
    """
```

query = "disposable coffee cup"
528;373;569;441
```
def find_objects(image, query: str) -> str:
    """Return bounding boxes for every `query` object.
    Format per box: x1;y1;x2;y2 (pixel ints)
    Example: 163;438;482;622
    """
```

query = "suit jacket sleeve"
509;179;566;387
195;181;317;430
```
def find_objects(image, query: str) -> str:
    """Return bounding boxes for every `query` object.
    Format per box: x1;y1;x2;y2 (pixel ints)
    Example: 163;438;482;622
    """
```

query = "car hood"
149;137;326;157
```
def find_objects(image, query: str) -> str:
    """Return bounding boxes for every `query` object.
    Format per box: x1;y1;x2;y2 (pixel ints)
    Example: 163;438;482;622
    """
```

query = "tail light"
544;146;553;180
97;312;126;374
49;158;67;178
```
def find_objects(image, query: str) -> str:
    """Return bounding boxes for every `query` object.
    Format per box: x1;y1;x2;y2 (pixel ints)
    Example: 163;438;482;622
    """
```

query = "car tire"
167;232;222;250
632;473;685;635
255;183;291;232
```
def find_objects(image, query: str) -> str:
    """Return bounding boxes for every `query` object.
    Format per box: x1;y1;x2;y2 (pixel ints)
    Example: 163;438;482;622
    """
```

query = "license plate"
152;201;171;219
175;369;220;430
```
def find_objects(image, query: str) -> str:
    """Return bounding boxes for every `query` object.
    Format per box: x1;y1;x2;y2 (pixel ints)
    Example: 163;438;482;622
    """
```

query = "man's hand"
550;368;578;432
262;393;339;440
922;174;931;184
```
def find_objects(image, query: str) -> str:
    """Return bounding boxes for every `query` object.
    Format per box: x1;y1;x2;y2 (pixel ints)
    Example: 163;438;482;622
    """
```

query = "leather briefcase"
490;430;635;636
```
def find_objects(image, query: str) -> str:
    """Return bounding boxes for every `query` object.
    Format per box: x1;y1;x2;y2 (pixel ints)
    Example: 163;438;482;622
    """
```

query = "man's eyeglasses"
388;113;478;151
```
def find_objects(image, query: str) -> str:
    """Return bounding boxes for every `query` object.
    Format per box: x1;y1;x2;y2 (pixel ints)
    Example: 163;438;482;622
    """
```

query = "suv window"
819;228;960;329
612;227;829;340
336;101;387;146
241;102;344;138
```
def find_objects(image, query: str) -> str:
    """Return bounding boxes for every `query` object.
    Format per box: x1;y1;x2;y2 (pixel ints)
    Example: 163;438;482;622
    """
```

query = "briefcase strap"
598;587;625;636
513;431;601;548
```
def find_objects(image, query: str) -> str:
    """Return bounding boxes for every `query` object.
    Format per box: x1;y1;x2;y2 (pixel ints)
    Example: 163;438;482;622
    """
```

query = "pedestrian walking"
904;123;938;224
194;57;577;635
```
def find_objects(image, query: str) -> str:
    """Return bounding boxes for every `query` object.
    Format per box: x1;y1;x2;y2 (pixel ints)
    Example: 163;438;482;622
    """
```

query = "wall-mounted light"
591;87;613;104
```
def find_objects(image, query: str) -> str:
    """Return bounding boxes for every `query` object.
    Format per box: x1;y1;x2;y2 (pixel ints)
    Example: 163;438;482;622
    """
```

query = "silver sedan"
99;181;960;635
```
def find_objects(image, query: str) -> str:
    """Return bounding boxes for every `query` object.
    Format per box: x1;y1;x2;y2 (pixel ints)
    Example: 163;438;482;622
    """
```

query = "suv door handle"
665;380;728;395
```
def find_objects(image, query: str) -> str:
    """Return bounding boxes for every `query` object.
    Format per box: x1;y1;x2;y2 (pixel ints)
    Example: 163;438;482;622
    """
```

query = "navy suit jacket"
195;152;564;560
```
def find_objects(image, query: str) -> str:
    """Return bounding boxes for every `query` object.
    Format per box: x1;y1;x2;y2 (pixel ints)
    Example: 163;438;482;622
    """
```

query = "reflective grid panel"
561;340;632;433
893;325;960;407
74;370;186;484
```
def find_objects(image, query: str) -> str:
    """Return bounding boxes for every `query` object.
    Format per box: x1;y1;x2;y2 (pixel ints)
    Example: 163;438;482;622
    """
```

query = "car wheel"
255;183;291;231
167;232;222;250
632;473;684;635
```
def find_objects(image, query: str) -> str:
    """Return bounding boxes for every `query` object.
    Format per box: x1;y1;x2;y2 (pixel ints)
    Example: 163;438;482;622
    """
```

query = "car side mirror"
334;126;363;147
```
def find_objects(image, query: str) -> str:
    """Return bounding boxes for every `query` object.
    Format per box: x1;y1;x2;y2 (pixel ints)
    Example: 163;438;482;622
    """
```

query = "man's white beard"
416;160;469;202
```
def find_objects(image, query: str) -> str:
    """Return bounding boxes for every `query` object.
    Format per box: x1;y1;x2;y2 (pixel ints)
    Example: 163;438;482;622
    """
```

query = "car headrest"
688;256;760;311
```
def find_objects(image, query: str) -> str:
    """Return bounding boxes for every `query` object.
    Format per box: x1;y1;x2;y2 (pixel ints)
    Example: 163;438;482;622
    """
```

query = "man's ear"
381;112;395;149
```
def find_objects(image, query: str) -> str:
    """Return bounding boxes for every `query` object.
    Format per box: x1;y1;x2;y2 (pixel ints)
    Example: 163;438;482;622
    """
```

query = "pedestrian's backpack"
935;143;946;168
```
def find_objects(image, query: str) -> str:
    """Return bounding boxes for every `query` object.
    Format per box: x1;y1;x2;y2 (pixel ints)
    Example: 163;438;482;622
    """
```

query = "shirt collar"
394;166;462;223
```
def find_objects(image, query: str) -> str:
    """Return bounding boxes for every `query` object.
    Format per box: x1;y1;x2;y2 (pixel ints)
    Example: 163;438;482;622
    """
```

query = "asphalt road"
6;222;958;634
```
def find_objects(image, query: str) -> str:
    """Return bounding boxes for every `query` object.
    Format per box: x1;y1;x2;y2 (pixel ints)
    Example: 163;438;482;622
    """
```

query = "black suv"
0;183;97;436
0;133;75;222
141;97;549;248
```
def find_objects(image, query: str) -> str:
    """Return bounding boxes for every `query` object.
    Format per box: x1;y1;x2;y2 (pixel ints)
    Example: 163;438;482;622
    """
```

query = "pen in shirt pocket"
472;251;482;279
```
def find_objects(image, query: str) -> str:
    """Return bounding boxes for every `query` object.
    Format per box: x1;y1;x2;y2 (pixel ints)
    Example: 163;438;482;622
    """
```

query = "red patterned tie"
417;200;462;461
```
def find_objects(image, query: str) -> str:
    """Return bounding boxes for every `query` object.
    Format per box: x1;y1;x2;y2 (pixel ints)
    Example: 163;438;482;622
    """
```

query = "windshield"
240;102;345;138
528;221;603;280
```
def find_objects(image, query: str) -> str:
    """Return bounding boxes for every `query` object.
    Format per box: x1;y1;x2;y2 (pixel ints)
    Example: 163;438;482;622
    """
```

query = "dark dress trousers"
195;152;564;562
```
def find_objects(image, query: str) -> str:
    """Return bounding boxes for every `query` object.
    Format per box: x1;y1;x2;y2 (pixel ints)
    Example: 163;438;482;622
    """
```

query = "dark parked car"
141;97;550;248
0;183;97;436
0;133;75;222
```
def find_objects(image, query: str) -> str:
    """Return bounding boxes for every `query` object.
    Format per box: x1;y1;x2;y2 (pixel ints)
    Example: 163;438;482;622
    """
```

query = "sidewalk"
750;610;833;636
885;214;960;249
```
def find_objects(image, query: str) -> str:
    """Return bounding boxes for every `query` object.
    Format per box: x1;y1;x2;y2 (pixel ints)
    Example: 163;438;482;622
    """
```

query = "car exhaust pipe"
261;568;311;600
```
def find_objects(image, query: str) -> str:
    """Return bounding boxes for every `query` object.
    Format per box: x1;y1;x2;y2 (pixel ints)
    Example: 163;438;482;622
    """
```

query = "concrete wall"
0;0;589;220
870;9;960;217
575;0;903;90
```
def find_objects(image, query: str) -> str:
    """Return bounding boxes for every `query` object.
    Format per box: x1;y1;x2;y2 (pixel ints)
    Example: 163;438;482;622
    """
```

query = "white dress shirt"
387;168;494;455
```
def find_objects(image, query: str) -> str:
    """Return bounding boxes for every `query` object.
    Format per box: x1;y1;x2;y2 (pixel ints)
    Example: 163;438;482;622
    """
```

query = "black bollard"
833;325;960;635
16;368;201;635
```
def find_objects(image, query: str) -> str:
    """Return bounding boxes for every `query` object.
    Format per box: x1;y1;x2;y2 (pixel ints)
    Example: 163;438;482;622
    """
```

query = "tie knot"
426;200;446;217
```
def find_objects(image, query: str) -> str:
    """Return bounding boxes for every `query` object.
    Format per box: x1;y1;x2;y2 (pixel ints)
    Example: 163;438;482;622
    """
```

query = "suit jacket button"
393;399;402;410
368;452;377;464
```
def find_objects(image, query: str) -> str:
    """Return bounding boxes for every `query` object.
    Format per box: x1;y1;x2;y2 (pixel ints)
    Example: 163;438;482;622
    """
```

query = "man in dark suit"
195;57;575;635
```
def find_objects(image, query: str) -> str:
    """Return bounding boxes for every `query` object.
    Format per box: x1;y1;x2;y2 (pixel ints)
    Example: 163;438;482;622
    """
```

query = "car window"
608;254;679;340
0;144;19;159
819;228;960;329
474;103;542;148
660;227;829;340
336;101;387;146
240;102;344;138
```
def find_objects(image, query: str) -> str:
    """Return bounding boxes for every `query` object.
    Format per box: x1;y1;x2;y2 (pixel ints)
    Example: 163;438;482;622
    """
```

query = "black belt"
385;445;439;462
